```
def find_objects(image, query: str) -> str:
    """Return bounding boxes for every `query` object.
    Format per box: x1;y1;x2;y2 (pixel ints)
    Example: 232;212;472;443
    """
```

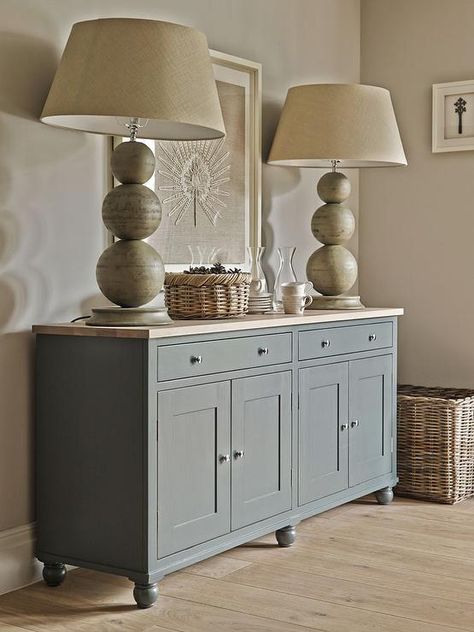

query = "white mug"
281;281;313;297
283;294;313;315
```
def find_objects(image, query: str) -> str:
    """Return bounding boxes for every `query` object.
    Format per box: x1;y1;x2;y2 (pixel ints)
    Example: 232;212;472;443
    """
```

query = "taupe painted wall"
360;0;474;387
0;0;360;531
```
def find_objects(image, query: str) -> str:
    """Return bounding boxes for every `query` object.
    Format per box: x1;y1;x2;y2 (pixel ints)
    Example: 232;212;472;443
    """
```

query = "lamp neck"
125;117;148;142
331;160;341;172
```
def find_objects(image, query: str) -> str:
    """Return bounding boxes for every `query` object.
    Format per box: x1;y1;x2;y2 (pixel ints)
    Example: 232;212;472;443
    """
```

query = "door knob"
219;454;230;463
234;450;245;459
351;420;360;428
340;423;349;431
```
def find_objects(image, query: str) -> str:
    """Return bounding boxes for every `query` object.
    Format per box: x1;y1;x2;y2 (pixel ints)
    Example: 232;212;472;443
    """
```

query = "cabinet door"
349;355;393;487
299;363;349;505
232;372;292;529
157;382;230;558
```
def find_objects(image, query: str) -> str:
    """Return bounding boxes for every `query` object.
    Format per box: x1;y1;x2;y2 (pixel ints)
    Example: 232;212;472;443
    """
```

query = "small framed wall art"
110;50;262;270
433;79;474;153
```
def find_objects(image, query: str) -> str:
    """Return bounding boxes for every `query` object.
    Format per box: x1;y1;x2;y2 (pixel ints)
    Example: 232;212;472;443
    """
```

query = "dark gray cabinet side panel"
298;363;349;505
36;335;146;572
349;355;393;487
157;382;231;558
231;371;292;530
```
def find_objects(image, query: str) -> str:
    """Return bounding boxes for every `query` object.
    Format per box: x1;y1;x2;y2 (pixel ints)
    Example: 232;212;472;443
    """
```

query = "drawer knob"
321;340;331;349
234;450;245;459
340;423;349;432
219;454;231;463
190;355;202;365
258;347;269;356
351;419;360;428
368;334;377;342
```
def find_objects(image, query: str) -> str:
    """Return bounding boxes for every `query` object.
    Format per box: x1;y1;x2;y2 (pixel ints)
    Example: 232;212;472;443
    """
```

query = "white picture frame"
433;79;474;153
109;50;262;271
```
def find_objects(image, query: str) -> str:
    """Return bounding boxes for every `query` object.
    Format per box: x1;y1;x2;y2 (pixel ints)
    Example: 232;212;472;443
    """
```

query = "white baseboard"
0;523;42;596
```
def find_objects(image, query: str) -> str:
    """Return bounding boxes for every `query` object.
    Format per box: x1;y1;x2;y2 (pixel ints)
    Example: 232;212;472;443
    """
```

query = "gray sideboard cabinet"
34;308;402;608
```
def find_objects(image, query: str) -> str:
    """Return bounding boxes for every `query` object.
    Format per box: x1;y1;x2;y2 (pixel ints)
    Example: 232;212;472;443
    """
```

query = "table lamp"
268;84;406;309
41;18;225;326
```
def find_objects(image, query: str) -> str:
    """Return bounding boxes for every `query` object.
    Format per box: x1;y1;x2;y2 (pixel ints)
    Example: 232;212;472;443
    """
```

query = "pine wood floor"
1;495;474;631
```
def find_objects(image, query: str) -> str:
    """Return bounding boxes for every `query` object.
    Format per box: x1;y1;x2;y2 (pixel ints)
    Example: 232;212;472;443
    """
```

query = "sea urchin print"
157;138;231;227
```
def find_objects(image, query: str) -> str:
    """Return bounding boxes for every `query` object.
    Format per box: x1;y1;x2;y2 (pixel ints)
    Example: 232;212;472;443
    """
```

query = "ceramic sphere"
96;240;164;308
102;184;162;240
111;141;156;184
311;203;355;245
306;245;358;295
317;172;351;204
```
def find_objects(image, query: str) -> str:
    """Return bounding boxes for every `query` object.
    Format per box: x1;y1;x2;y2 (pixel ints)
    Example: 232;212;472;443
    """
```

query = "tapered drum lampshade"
268;84;406;309
41;18;225;140
41;18;225;326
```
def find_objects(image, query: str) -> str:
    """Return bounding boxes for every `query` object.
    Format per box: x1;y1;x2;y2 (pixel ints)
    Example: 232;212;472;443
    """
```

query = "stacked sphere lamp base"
306;170;364;310
88;140;171;326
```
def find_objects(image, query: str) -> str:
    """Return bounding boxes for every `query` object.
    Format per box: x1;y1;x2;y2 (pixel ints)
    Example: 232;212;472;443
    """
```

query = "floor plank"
298;515;474;557
1;497;473;631
293;508;474;558
0;617;34;632
217;544;474;604
220;560;474;630
161;572;465;632
183;555;253;579
224;522;474;582
313;502;474;538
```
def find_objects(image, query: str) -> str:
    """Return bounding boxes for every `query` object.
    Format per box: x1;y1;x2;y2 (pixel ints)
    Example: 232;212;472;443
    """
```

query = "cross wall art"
433;79;474;152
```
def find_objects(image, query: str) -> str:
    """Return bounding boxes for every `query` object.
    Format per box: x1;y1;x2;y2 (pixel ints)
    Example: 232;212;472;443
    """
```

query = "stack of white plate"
247;292;273;314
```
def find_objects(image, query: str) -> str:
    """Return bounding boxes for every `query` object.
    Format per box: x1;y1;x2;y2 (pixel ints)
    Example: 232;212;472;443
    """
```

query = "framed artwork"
110;50;262;270
433;80;474;152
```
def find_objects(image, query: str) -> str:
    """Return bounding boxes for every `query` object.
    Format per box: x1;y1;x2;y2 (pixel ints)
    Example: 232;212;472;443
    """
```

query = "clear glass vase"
248;246;268;296
187;245;218;266
273;246;297;311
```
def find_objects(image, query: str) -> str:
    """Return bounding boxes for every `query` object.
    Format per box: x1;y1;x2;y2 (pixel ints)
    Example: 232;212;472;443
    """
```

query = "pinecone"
184;262;242;275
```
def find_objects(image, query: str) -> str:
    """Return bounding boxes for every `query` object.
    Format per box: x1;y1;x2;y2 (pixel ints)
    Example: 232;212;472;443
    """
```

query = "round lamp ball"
96;240;164;308
317;172;351;204
311;204;355;245
306;245;358;296
102;184;162;240
111;141;156;185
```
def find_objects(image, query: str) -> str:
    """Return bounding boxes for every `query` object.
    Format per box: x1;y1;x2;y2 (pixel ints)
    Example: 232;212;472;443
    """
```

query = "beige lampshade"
268;84;406;167
41;18;225;140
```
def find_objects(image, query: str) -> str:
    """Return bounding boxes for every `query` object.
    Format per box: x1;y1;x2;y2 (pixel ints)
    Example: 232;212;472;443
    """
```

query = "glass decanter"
248;246;268;296
273;246;297;311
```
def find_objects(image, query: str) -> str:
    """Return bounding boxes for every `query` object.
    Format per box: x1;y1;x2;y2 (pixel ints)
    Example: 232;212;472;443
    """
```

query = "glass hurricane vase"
248;246;268;296
273;246;297;311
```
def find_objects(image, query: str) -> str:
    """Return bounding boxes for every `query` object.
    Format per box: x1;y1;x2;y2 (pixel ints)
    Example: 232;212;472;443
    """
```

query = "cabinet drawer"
157;333;292;381
298;322;392;361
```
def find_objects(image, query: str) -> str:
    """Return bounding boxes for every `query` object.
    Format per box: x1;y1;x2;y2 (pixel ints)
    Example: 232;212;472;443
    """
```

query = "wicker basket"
397;385;474;503
164;272;251;319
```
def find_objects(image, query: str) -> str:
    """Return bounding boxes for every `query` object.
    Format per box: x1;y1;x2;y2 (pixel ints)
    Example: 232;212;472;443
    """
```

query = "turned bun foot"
275;525;296;547
133;582;159;609
375;486;394;505
43;562;66;587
